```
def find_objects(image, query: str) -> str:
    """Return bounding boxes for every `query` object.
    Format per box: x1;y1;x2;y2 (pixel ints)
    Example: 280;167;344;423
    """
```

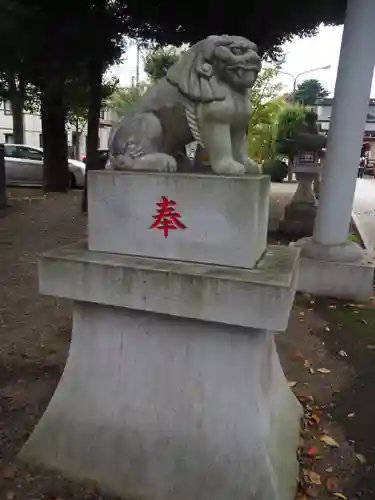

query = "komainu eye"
230;46;244;55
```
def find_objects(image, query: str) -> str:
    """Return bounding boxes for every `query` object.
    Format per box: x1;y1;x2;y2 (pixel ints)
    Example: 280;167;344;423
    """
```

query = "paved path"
353;177;375;258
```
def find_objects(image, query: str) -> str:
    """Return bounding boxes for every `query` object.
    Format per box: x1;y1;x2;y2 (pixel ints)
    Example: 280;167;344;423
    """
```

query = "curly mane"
166;35;228;103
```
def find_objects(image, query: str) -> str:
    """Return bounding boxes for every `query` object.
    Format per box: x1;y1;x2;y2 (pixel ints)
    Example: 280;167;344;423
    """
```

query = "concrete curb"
351;212;374;261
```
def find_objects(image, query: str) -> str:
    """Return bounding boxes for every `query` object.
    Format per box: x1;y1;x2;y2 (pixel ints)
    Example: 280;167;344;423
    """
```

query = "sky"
110;24;375;97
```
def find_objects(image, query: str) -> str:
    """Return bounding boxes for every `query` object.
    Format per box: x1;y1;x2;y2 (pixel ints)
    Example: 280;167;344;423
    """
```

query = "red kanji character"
150;196;187;238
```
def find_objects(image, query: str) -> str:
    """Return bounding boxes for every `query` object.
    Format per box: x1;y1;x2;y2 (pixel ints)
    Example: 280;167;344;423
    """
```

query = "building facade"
316;98;375;158
0;100;116;160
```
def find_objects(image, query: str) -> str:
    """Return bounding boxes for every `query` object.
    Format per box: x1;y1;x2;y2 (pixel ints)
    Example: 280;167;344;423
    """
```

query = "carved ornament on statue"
108;35;262;175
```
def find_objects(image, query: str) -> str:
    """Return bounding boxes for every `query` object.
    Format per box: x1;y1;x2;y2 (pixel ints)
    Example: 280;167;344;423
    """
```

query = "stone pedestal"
279;172;317;237
292;237;374;300
20;171;301;500
88;171;270;269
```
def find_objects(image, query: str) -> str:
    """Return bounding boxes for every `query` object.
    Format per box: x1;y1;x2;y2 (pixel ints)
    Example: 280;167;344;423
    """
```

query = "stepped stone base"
19;242;301;500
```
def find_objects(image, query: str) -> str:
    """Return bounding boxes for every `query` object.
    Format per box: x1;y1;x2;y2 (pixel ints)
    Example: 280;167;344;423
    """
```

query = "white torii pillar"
301;0;375;263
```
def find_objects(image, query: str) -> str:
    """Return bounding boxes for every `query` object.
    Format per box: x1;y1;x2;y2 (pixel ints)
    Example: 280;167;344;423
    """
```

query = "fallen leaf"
361;319;368;325
326;477;339;492
6;492;15;500
304;487;318;498
288;381;297;387
347;412;355;418
332;494;347;499
325;466;333;473
305;470;321;485
304;359;312;368
311;413;321;423
356;453;367;464
307;446;319;456
367;345;375;349
85;479;100;494
317;368;331;374
320;435;340;447
324;326;331;332
338;350;347;357
1;466;15;479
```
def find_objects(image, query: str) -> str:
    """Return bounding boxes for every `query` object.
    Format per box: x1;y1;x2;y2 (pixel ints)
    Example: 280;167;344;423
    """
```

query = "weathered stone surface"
292;238;374;300
279;172;317;237
108;35;261;176
20;302;301;500
279;202;317;237
38;241;298;332
88;171;270;269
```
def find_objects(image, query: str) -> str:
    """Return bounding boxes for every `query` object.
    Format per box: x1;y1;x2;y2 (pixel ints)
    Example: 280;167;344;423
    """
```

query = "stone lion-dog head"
166;35;261;103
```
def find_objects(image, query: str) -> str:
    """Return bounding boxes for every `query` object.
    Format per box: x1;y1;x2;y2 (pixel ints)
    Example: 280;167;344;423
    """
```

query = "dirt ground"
0;188;374;500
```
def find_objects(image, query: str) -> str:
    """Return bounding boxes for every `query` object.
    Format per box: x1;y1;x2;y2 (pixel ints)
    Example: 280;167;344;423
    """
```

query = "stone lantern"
278;110;326;237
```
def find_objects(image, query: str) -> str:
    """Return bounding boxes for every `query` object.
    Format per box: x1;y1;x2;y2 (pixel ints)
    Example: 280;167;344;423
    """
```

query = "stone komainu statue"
108;35;262;176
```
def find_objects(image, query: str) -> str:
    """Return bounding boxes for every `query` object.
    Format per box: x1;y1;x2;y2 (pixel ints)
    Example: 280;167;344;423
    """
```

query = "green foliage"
106;83;148;118
294;78;330;105
144;47;183;82
0;75;39;113
66;75;119;131
274;104;326;155
0;0;345;191
262;159;288;182
248;62;286;162
121;1;346;59
275;103;310;141
248;97;286;161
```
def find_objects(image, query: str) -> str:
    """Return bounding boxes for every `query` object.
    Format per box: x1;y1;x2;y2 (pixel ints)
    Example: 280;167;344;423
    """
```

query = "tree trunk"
8;74;24;144
40;79;69;192
74;120;81;160
82;58;103;212
287;155;294;182
0;144;7;211
74;136;81;160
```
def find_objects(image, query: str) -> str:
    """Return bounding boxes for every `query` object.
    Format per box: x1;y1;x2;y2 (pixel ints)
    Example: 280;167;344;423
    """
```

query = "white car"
4;143;86;188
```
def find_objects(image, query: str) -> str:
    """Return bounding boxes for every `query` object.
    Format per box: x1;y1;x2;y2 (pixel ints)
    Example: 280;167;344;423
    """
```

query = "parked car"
363;159;374;176
82;148;109;169
3;144;86;188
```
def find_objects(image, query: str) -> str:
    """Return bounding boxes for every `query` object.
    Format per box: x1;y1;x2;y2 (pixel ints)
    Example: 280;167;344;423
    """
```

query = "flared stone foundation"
21;301;301;500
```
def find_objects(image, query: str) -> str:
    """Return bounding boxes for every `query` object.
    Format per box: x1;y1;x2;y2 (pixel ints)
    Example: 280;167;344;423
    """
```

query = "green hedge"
262;159;288;182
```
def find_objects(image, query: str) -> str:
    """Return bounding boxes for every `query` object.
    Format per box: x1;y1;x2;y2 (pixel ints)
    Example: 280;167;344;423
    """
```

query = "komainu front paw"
134;153;177;172
211;158;246;176
244;158;261;174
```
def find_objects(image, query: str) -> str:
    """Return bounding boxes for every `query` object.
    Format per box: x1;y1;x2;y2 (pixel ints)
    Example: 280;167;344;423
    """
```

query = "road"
353;176;375;258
